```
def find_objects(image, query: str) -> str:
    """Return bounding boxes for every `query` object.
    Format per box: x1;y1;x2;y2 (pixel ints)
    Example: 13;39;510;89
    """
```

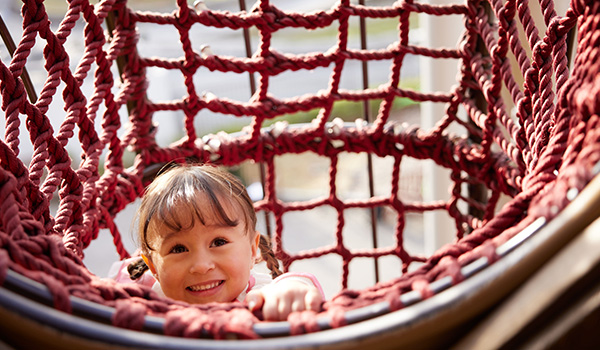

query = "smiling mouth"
187;280;224;292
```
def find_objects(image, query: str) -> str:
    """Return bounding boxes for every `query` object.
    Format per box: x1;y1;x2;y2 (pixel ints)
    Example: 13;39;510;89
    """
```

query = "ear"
251;231;261;262
141;254;157;276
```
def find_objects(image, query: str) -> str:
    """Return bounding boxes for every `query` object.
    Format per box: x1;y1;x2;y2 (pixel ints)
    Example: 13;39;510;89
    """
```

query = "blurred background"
0;0;487;299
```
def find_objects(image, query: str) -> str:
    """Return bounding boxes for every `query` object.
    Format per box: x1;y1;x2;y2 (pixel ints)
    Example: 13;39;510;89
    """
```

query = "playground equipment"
1;0;599;348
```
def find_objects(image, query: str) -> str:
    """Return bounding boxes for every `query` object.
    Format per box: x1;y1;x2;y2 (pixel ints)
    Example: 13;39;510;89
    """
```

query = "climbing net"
0;0;599;341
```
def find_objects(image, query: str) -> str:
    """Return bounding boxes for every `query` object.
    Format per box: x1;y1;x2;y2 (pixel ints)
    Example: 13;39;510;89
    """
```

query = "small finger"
246;291;264;312
276;296;293;321
305;289;323;311
262;297;280;321
291;298;306;313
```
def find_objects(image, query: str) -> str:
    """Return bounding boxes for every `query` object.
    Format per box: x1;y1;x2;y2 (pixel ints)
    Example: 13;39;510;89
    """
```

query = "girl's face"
145;197;260;304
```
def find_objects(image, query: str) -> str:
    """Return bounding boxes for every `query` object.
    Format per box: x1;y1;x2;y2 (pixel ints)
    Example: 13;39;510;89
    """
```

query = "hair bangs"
142;167;243;251
139;165;257;253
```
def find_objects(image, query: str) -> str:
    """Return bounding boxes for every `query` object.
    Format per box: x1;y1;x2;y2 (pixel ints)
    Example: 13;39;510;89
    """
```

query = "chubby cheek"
157;264;186;299
152;258;175;284
227;258;253;294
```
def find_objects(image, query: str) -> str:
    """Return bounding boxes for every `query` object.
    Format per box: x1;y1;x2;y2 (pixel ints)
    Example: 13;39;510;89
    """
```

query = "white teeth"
188;281;221;291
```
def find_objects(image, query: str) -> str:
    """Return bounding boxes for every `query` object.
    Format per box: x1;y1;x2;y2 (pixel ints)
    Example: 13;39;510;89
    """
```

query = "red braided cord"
0;0;597;339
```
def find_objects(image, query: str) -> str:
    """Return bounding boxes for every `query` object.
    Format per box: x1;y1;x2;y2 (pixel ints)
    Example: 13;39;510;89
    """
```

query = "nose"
189;252;215;274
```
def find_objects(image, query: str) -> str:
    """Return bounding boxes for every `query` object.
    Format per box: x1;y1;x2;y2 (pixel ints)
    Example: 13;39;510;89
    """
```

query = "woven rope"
0;0;598;339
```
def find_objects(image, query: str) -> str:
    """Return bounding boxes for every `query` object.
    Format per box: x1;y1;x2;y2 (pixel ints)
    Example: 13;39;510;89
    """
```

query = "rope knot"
288;310;320;335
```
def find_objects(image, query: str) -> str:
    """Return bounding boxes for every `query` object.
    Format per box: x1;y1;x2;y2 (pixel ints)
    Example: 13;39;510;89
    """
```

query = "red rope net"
0;0;599;340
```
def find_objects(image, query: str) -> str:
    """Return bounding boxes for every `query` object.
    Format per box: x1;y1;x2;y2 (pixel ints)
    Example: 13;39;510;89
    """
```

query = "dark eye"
170;244;187;254
211;238;228;247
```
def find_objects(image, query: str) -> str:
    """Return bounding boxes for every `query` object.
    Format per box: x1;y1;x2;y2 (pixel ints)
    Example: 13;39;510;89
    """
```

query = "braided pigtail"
258;235;283;279
128;258;149;280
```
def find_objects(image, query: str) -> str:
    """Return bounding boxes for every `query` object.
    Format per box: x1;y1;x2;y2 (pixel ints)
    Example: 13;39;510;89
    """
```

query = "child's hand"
246;279;323;321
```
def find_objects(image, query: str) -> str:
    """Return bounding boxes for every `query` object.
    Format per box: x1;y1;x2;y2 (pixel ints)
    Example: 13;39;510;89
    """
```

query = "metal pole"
359;0;380;283
0;14;37;103
238;0;271;238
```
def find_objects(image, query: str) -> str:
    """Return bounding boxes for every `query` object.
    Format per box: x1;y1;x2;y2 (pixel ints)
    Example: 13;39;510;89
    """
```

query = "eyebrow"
152;228;180;248
158;221;238;241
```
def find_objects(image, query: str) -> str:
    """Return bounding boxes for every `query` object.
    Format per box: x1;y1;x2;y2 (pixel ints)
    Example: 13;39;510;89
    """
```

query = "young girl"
113;164;323;321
